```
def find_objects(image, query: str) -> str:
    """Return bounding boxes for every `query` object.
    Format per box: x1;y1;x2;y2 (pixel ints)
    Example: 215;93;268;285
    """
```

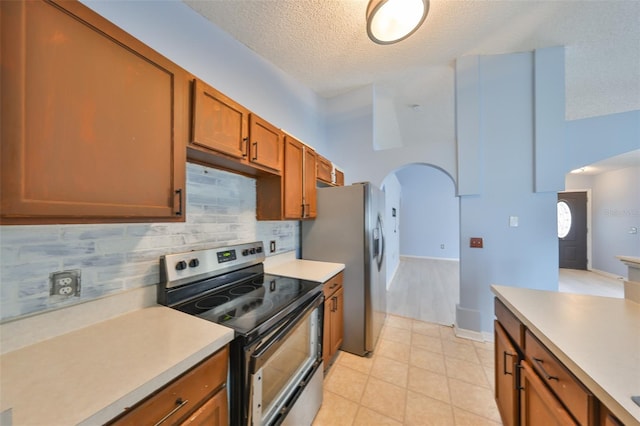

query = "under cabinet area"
494;297;625;426
323;272;344;369
109;345;229;426
0;0;187;224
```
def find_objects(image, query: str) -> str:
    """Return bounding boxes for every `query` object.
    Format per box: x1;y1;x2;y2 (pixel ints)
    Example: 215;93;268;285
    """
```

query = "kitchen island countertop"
0;306;233;425
492;285;640;425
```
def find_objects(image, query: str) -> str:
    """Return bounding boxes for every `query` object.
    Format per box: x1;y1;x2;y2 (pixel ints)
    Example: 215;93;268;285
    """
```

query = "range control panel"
161;241;265;288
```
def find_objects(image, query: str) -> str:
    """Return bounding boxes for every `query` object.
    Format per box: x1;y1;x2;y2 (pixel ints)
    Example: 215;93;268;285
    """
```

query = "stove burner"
229;284;261;296
222;298;275;319
194;295;230;310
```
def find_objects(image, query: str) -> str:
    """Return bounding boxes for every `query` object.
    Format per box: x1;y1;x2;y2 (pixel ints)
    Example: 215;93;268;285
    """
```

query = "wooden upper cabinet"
0;0;187;223
248;114;283;173
335;169;345;186
191;79;248;160
259;135;316;220
283;137;305;219
282;136;316;219
304;147;317;217
316;155;333;184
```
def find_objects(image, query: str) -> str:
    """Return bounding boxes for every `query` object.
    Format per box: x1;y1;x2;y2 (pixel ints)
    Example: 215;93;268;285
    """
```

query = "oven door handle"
249;292;323;374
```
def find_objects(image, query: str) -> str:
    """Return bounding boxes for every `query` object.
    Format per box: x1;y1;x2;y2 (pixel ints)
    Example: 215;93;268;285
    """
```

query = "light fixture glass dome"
366;0;429;45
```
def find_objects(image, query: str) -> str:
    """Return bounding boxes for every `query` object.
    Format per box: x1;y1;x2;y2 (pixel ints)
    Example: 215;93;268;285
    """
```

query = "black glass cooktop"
173;274;321;335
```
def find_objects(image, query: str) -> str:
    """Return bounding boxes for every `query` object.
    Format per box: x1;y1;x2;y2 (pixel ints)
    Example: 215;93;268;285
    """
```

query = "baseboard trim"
454;325;493;343
400;255;460;262
590;268;626;281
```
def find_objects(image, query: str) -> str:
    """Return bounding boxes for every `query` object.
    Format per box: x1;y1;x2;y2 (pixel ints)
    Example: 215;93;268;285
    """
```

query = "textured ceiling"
182;0;639;175
183;0;640;121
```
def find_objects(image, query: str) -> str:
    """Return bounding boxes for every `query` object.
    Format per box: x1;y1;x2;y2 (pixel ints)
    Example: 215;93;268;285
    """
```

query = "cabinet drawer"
525;331;595;425
323;272;343;298
495;298;524;348
111;346;228;425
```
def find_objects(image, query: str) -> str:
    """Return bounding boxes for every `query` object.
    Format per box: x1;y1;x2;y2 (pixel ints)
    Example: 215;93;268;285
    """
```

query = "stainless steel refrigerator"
301;182;386;356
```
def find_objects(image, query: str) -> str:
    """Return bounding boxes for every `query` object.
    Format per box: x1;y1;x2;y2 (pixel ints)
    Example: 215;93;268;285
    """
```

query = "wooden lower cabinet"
109;345;228;426
323;272;344;369
494;298;620;426
520;361;577;426
179;387;228;426
495;321;520;426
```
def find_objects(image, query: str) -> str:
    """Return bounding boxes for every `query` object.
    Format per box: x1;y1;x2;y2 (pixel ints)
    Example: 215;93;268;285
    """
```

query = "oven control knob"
175;261;187;271
249;248;256;254
256;246;263;253
242;249;249;256
189;259;200;268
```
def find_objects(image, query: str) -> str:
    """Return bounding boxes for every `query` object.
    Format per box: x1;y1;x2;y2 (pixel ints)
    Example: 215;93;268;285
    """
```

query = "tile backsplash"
0;163;299;322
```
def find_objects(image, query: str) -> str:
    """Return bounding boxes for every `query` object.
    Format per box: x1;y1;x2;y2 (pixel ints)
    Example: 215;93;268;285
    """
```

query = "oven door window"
251;305;319;425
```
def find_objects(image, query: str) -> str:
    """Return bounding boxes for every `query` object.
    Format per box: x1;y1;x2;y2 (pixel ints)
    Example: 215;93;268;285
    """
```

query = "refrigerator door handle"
376;214;385;271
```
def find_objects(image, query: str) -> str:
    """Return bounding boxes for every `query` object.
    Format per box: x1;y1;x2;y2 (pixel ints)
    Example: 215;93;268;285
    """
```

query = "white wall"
381;174;402;288
395;165;460;259
323;85;457;188
566;166;640;277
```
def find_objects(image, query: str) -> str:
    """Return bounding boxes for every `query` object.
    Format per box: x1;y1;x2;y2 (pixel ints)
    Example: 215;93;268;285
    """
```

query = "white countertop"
265;259;345;283
0;306;234;425
492;285;640;425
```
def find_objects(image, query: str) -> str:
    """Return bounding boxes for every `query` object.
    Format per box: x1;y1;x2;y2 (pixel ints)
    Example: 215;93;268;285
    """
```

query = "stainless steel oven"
159;242;323;426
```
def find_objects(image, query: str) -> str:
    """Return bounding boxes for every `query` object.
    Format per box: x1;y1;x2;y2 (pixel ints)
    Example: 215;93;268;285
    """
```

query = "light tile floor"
313;314;502;426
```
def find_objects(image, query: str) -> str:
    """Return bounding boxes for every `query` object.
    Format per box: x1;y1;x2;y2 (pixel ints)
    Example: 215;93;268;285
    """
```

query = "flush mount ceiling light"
366;0;429;45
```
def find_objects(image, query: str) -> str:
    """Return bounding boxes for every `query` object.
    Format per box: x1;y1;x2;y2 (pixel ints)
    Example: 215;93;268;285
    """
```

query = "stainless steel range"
159;242;324;426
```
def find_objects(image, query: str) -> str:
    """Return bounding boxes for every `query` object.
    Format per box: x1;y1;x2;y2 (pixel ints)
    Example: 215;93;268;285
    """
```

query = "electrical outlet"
50;270;81;297
470;237;483;248
270;240;276;253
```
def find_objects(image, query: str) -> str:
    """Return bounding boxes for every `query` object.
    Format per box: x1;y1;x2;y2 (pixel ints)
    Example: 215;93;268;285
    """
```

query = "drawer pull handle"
516;364;524;390
532;357;559;381
503;351;516;375
154;398;189;425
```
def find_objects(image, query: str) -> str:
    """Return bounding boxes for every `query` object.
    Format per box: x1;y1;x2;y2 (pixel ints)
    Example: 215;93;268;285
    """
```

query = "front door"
557;192;588;270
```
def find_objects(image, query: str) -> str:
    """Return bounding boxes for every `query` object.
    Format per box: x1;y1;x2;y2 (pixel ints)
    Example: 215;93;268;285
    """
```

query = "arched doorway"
382;163;460;326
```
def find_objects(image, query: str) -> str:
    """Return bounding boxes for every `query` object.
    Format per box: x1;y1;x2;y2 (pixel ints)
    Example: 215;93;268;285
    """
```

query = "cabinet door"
322;297;332;368
180;389;228;426
249;114;283;173
331;286;344;355
495;321;519;426
520;361;577;426
303;147;317;218
316;155;333;184
335;169;345;186
110;346;228;425
1;0;186;223
192;79;248;159
283;136;304;219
